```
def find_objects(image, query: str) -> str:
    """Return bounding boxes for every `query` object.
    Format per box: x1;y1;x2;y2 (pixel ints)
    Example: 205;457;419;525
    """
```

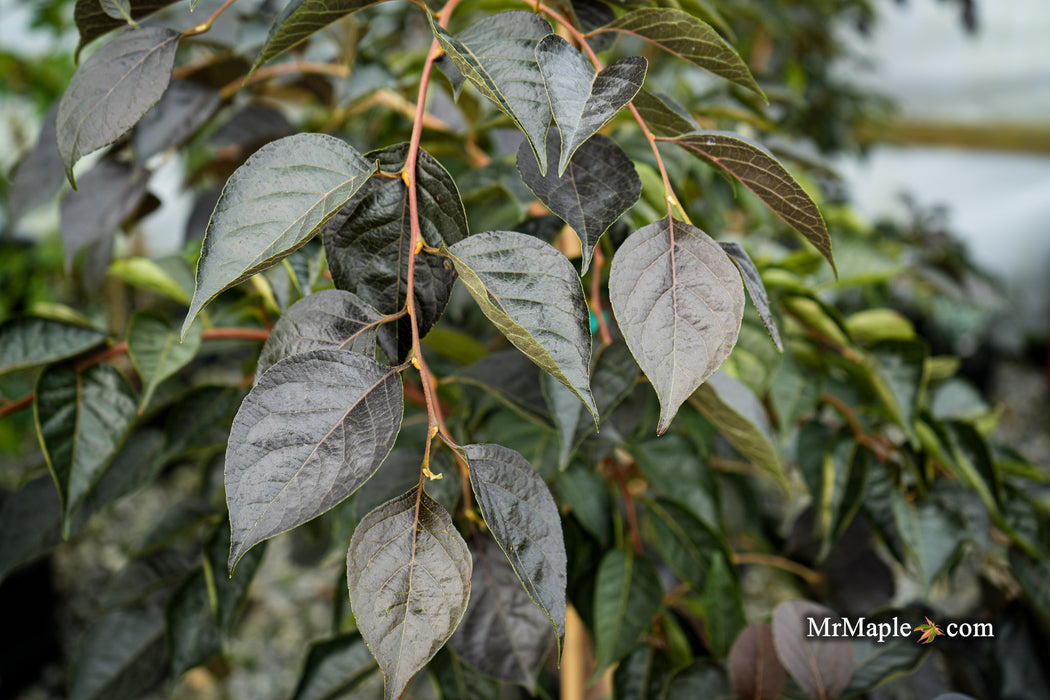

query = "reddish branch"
818;391;895;463
0;327;271;420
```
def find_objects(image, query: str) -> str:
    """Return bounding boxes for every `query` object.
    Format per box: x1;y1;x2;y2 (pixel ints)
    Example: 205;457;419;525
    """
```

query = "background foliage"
1;0;1048;699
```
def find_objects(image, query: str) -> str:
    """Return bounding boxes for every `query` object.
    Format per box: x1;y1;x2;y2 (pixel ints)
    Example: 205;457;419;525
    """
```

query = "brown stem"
219;61;351;99
182;0;239;38
732;552;824;585
605;459;643;554
0;327;271;419
818;391;894;463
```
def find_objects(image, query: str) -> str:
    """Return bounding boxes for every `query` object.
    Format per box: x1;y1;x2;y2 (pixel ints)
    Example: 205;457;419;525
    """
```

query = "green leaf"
35;363;138;534
593;549;663;675
772;600;853;700
844;611;929;696
165;569;221;681
225;349;403;570
664;132;834;274
727;622;787;700
946;420;1002;513
133;80;221;161
347;488;471;700
867;339;927;435
430;11;553;174
256;289;382;382
890;492;964;591
719;242;783;351
184;133;377;338
691;371;785;487
0;317;106;376
127;311;202;410
91;427;166;509
351;449;460;524
256;0;391;71
593;9;763;98
72;0;179;58
517;132;641;274
291;632;378;700
463;444;566;647
448;230;596;420
60;159;151;269
100;0;136;25
70;606;166;700
632;88;698;138
536;34;646;176
205;523;266;635
58;26;179;185
453;349;551;426
449;537;555;690
135;498;219;556
664;661;732;699
641;498;723;589
0;476;67;582
703;554;745;658
323;144;466;362
101;550;192;609
609;216;745;433
108;257;193;304
614;643;673;700
428;648;502;700
555;463;611;547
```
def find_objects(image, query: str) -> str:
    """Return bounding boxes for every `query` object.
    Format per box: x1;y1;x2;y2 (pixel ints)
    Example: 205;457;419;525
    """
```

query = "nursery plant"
2;0;1048;698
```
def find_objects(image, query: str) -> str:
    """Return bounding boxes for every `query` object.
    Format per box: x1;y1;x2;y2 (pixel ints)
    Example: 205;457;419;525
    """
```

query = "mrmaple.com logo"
806;615;995;644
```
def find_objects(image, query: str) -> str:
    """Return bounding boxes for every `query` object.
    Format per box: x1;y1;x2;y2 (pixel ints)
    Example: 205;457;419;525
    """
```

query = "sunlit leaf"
609;216;745;433
225;349;402;569
184;133;376;337
347;488;471;700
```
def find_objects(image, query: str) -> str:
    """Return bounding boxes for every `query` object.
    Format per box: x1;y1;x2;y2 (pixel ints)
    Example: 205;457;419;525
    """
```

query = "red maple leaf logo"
915;617;944;644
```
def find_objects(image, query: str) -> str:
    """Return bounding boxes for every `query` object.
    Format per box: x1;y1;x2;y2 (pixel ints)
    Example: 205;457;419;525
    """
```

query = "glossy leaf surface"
256;0;390;70
464;443;566;645
185;133;376;337
536;34;646;175
58;26;179;184
517;132;640;274
609;217;745;433
347;489;471;700
225;349;403;569
448;230;596;419
0;317;106;376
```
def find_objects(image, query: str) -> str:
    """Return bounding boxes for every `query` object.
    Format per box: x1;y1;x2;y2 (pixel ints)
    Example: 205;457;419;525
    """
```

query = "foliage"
2;0;1048;699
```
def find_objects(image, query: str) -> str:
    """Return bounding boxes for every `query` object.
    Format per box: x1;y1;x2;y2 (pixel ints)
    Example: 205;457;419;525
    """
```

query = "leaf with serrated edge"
450;537;555;690
255;0;391;71
719;242;783;351
323;144;465;362
73;0;179;58
127;311;202;410
593;549;663;676
448;231;596;420
664;132;834;273
255;289;381;382
225;349;402;569
517;132;640;274
536;34;646;176
464;444;566;648
430;11;553;174
592;9;763;99
690;371;785;487
609;217;744;433
183;133;376;338
347;488;471;700
58;26;179;185
0;317;106;376
35;363;137;535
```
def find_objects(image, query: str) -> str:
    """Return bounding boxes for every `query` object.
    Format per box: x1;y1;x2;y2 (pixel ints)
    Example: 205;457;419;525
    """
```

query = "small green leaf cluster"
1;1;1048;699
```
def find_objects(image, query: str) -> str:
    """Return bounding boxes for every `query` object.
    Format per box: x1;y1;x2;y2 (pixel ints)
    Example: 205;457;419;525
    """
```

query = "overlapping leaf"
449;538;555;690
430;11;553;173
592;9;763;98
9;105;65;226
225;349;403;569
772;600;853;700
256;290;381;382
662;132;834;273
728;623;787;700
517;132;640;274
347;488;471;700
255;0;390;70
719;242;783;350
291;633;378;700
609;217;745;433
133;80;221;160
184;133;376;338
593;549;663;675
58;26;180;185
69;606;166;700
323;144;466;361
60;159;151;270
0;317;106;376
464;444;566;646
100;0;135;23
127;311;202;409
72;0;179;58
631;89;698;138
35;363;138;534
448;231;596;419
535;34;646;175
